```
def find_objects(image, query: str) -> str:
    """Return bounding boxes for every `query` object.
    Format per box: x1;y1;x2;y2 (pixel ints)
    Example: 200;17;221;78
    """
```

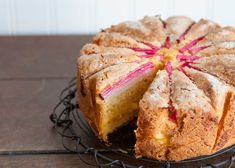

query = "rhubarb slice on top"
191;55;235;86
191;27;235;49
77;52;141;131
136;70;176;160
77;53;141;78
178;19;220;50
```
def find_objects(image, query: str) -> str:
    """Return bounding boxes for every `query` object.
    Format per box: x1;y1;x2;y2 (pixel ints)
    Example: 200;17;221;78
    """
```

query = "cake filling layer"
97;65;156;139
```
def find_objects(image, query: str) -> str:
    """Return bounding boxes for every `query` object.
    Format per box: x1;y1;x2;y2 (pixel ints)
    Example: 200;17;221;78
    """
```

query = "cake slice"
165;16;194;43
80;43;137;55
136;70;218;161
168;70;217;161
182;19;219;42
184;67;230;119
184;67;235;152
77;60;157;141
77;53;140;134
192;27;235;49
197;41;235;56
78;53;141;78
139;16;166;46
79;43;163;74
93;32;150;49
213;93;235;151
135;70;176;160
191;55;235;86
178;19;220;52
105;15;166;46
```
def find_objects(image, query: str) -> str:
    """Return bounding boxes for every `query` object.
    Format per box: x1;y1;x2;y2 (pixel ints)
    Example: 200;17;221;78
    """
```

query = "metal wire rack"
50;77;235;168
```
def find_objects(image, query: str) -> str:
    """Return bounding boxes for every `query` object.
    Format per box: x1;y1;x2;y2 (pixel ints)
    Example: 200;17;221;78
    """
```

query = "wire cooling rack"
50;78;235;168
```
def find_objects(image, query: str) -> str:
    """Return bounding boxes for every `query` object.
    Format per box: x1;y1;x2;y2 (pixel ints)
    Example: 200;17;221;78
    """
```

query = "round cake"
77;15;235;161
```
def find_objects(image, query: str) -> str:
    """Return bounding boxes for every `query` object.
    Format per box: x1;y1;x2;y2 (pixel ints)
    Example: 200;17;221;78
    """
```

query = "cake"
77;15;235;161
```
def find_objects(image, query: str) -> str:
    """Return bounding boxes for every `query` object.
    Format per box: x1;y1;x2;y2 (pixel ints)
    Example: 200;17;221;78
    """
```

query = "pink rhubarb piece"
139;53;157;58
179;36;205;53
189;45;210;54
169;101;177;122
176;55;200;62
165;61;173;77
177;22;195;42
130;43;160;56
100;62;155;99
164;36;171;48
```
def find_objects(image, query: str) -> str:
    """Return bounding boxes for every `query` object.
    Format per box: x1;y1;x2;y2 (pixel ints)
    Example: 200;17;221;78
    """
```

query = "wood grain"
0;154;88;168
0;35;92;79
0;79;72;151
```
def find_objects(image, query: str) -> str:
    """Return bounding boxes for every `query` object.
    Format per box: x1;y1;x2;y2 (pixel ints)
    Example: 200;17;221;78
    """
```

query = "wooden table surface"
0;36;234;168
0;35;94;168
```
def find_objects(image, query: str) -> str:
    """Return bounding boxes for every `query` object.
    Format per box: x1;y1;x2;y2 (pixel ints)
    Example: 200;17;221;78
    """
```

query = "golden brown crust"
192;55;235;87
80;43;136;55
168;112;218;160
139;16;166;45
184;67;230;119
179;19;220;48
168;71;217;161
77;69;98;136
197;41;235;56
77;15;235;161
78;60;156;140
213;92;235;152
165;16;194;42
93;32;150;49
77;53;141;78
193;27;235;49
136;70;175;160
186;19;220;39
105;16;166;46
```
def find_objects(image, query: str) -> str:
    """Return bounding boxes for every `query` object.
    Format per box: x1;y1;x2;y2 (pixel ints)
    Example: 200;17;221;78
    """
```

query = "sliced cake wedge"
165;16;194;43
105;15;166;46
80;43;137;55
178;19;220;52
93;32;150;49
183;67;235;152
192;27;235;49
168;70;217;161
77;60;157;141
184;67;230;119
191;55;235;87
197;41;235;56
213;93;235;151
136;70;176;160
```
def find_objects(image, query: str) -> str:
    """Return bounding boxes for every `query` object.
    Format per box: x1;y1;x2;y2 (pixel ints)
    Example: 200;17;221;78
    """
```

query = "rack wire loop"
50;77;235;168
